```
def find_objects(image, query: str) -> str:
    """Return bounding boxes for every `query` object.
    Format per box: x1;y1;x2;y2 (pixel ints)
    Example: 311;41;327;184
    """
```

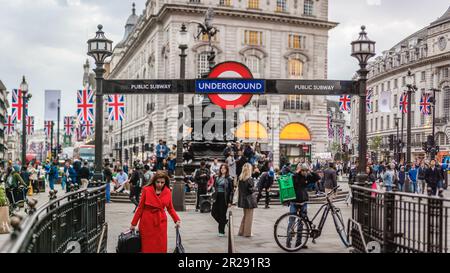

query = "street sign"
207;61;255;109
104;80;180;95
265;80;357;95
195;79;265;94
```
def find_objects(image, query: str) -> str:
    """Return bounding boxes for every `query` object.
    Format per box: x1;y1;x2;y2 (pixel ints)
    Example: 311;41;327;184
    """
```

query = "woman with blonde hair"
238;163;258;237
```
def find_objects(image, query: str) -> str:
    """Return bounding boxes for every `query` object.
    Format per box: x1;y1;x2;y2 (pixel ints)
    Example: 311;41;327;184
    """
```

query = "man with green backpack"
5;165;28;206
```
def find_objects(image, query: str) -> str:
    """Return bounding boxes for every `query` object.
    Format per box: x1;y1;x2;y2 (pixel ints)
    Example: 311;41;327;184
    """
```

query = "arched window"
288;59;303;79
246;56;261;78
197;52;209;78
304;0;314;16
436;132;449;146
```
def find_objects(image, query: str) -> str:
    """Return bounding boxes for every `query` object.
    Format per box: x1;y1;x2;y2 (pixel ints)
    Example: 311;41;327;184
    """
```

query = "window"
444;87;450;119
284;95;309;110
288;34;305;49
189;0;201;2
375;100;378;112
246;56;261;78
244;30;263;46
197;52;209;78
394;94;398;107
370;119;373;132
411;92;416;105
394;79;398;89
381;83;384;92
387;81;391;90
420;112;425;125
380;116;384;130
276;0;287;12
375;118;378;131
248;0;259;9
220;0;231;6
288;59;303;78
387;115;390;129
402;76;406;86
421;71;426;82
304;0;314;16
442;67;449;78
199;32;218;42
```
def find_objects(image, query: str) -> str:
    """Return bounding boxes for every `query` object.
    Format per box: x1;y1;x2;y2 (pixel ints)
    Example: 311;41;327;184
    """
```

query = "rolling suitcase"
116;230;141;253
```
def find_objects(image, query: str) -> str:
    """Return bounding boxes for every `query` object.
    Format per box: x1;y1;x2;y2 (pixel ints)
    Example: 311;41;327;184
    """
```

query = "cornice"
367;52;450;85
109;4;337;78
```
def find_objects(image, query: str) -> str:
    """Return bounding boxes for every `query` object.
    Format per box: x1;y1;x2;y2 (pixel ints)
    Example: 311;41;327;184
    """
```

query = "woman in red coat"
130;171;181;253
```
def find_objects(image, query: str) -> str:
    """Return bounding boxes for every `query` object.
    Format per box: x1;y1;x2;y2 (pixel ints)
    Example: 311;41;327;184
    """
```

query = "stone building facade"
350;6;450;162
106;0;337;167
0;81;9;160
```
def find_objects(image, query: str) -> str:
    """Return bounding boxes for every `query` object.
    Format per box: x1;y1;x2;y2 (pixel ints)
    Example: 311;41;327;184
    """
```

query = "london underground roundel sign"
208;62;254;109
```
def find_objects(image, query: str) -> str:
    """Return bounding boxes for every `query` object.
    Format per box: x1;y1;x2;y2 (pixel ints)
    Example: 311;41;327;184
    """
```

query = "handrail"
351;184;450;202
0;184;107;253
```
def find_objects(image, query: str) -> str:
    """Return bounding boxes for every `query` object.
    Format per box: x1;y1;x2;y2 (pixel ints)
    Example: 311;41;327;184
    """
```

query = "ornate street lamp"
20;76;31;167
87;25;113;182
351;26;376;185
173;23;190;211
405;69;417;165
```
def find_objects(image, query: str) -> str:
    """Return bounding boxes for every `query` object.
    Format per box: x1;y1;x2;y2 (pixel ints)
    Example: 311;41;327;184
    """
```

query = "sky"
0;0;449;129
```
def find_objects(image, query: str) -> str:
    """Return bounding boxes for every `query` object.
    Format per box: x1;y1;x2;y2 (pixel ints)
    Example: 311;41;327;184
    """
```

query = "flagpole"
57;99;60;160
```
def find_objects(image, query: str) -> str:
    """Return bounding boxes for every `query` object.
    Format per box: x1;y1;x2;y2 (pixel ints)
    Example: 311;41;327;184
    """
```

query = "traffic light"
427;135;435;147
422;142;428;152
389;135;394;151
57;145;62;154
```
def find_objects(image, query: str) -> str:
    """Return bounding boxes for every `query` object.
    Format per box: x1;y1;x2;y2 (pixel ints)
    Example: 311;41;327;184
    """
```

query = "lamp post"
87;25;113;182
173;23;190;212
405;69;418;165
394;117;401;163
430;88;441;160
20;76;31;167
351;26;376;185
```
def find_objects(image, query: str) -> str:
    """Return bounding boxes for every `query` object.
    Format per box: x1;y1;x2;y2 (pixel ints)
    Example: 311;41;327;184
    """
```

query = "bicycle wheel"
331;207;350;247
274;213;310;252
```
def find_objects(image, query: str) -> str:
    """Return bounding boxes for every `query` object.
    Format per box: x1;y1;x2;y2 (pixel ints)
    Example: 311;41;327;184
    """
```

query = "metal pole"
21;94;27;167
94;65;105;182
401;110;404;163
395;118;400;163
50;122;54;161
173;41;187;212
57;99;60;160
407;88;412;165
356;69;369;185
431;89;438;160
120;120;123;164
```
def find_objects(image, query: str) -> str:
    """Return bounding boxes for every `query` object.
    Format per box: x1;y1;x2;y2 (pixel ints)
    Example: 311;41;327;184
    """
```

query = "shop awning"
280;123;311;141
235;121;268;140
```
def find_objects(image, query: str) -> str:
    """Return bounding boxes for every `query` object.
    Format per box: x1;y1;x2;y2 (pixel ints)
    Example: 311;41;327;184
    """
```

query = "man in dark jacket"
323;163;337;191
287;164;310;249
235;150;247;178
257;170;274;209
103;163;113;203
129;163;145;212
425;159;443;197
194;161;210;211
78;161;90;188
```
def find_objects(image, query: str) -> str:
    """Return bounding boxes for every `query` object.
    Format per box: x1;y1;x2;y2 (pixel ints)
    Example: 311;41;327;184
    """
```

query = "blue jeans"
105;183;111;203
287;203;308;247
386;185;392;192
410;180;418;193
49;179;56;190
398;183;404;192
61;177;66;192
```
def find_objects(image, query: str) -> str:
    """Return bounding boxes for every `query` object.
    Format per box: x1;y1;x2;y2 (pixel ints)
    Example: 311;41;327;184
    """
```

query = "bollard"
10;214;23;239
26;198;38;216
228;211;236;253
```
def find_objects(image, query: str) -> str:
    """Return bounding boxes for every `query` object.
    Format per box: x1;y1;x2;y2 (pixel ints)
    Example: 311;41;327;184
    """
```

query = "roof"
0;80;5;90
430;6;450;26
116;3;140;48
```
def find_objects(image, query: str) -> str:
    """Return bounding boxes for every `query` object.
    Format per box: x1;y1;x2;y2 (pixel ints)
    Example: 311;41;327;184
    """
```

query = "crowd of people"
350;158;449;197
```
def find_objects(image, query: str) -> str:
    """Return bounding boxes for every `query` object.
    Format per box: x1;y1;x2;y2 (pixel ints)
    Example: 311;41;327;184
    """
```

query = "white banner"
45;90;61;121
379;91;391;113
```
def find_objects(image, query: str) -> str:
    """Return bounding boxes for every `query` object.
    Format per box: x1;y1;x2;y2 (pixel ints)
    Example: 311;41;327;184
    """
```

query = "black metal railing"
0;184;107;253
350;185;450;253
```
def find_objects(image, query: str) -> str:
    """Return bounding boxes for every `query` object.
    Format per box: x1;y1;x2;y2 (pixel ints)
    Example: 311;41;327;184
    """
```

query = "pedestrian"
103;163;113;203
417;161;427;194
28;163;38;194
211;164;234;237
194;161;210;212
112;168;129;193
257;170;275;209
238;163;257;237
48;161;59;191
143;164;153;186
5;165;27;205
130;171;181;253
210;158;221;176
129;163;145;212
425;159;444;197
156;140;168;171
398;165;406;192
20;165;31;196
408;163;419;194
382;164;395;192
235;150;247;179
168;145;176;177
323;163;337;192
78;161;90;189
289;164;310;249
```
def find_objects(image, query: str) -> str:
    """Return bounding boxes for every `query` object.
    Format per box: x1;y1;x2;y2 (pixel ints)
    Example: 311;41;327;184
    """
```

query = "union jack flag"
75;125;82;141
11;89;28;122
81;120;94;137
366;89;373;113
400;93;409;114
339;95;351;112
5;116;15;135
420;93;431;115
64;116;75;136
25;116;34;136
77;88;94;122
108;95;125;121
338;127;344;139
327;114;334;139
44;121;53;138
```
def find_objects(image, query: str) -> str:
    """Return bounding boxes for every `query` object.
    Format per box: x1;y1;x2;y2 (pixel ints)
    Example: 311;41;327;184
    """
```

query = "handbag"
174;227;185;253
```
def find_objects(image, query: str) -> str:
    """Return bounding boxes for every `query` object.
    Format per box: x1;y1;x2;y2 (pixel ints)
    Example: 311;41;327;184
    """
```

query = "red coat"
131;185;180;253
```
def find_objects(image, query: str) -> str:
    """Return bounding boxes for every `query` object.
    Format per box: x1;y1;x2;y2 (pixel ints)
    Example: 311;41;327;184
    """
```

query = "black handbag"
116;230;141;253
174;227;185;253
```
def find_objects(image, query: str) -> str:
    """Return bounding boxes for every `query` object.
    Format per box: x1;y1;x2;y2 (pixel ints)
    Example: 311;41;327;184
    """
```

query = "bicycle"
6;185;28;216
274;186;349;252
